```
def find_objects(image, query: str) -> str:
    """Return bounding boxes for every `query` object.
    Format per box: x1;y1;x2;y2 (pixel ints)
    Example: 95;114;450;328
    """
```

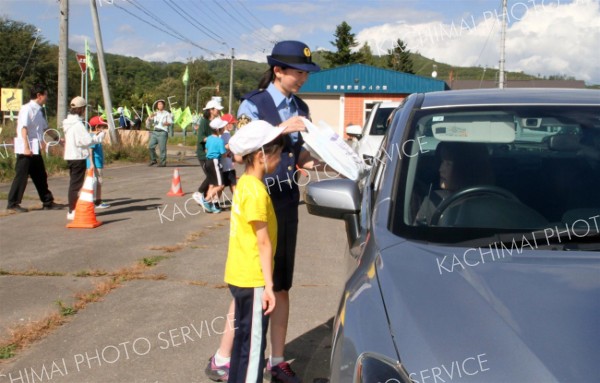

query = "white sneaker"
192;192;204;205
67;211;75;220
95;202;110;209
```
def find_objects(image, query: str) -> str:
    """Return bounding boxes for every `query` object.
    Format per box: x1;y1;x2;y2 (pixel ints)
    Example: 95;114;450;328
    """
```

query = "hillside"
311;50;540;83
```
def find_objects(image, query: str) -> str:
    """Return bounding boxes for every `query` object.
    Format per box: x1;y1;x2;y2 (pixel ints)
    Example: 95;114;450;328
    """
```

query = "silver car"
305;89;600;382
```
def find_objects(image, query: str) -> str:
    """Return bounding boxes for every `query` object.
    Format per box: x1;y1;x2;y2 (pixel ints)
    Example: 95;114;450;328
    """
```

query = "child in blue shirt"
87;116;110;209
203;117;228;213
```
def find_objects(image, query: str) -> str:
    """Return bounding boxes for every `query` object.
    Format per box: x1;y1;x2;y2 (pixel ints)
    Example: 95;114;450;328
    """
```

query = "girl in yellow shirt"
220;120;285;383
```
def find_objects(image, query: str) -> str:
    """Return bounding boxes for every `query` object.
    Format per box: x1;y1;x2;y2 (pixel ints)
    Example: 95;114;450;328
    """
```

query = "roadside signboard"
1;88;23;112
76;54;87;73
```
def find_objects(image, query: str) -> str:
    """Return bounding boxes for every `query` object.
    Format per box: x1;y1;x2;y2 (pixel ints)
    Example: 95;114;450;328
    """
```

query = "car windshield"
393;105;600;246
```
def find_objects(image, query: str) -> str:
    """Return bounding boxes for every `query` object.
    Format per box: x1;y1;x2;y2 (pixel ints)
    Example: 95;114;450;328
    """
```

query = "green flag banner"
179;107;193;130
85;39;95;81
123;106;132;119
172;107;183;126
182;66;189;86
145;104;152;117
98;105;107;120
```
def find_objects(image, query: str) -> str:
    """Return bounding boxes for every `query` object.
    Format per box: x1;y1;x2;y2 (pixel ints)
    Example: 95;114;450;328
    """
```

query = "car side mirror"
304;179;361;245
346;124;363;139
362;154;374;166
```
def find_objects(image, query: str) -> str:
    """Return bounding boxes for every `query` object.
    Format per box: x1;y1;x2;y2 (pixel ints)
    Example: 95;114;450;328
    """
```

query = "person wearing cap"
219;113;238;195
200;117;228;213
146;99;172;167
6;83;59;213
194;99;224;206
63;96;106;220
207;40;320;382
208;120;285;383
87;116;110;209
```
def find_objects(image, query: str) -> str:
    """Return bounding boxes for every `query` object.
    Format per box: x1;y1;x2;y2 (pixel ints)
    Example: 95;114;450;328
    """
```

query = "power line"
17;29;41;87
235;0;277;43
475;8;498;67
162;0;224;44
181;0;272;56
177;0;236;55
108;0;274;60
113;3;183;44
114;0;219;56
213;0;271;43
222;0;276;44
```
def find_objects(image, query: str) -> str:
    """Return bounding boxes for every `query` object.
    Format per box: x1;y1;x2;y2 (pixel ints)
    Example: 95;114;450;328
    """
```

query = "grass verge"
0;262;166;361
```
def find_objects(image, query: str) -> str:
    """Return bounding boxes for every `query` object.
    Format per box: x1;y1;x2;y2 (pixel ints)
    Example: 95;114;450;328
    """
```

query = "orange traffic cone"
167;168;185;196
67;169;102;229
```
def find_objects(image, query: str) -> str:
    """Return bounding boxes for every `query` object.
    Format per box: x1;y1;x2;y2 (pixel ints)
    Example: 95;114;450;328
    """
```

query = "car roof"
420;88;600;109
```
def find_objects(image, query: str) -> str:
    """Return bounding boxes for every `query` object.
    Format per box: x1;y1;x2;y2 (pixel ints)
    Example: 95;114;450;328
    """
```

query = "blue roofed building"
299;63;447;136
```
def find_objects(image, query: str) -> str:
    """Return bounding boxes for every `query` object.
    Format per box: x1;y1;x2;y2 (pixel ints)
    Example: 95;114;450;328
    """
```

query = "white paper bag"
301;118;366;181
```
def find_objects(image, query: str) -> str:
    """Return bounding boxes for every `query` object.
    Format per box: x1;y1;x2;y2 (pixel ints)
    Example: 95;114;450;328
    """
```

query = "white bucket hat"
203;100;224;110
210;117;228;130
229;120;285;157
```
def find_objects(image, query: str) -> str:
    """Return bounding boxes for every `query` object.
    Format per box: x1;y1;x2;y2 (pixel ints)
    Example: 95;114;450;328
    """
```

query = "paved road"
0;155;348;382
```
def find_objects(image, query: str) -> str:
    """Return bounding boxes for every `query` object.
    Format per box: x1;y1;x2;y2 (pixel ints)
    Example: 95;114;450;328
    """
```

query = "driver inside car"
414;141;495;225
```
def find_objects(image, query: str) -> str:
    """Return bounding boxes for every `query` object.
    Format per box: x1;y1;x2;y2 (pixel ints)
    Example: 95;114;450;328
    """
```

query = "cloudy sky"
3;0;600;84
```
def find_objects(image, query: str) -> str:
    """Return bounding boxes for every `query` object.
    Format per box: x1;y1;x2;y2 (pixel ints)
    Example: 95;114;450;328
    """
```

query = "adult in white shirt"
146;99;172;167
6;84;58;213
63;96;105;219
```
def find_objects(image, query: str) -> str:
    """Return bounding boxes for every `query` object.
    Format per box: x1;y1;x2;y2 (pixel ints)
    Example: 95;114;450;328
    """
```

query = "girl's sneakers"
205;356;229;381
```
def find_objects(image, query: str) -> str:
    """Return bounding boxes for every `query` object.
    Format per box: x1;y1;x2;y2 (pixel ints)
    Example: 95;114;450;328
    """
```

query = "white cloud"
355;0;600;84
117;24;135;34
259;2;323;16
69;34;94;53
344;6;438;25
108;38;189;62
506;0;600;83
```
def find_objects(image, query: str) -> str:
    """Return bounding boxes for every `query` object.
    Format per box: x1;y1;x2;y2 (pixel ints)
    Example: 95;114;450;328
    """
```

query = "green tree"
0;17;58;115
358;42;375;66
387;38;415;74
324;21;363;67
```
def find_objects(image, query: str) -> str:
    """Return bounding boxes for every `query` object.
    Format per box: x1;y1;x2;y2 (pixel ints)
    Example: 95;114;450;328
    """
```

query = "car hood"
376;241;600;382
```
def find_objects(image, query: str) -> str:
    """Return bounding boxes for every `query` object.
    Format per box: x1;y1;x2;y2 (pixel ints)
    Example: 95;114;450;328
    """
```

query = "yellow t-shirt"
224;174;277;287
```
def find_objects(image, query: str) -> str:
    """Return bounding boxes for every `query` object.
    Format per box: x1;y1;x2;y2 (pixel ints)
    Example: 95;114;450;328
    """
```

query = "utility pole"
228;48;234;113
499;0;507;89
89;0;118;144
57;0;68;128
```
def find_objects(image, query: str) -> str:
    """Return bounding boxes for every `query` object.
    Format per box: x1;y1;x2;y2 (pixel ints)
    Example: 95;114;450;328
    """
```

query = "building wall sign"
326;84;388;91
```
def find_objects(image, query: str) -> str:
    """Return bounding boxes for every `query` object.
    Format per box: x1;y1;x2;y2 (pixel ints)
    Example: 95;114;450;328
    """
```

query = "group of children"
193;113;237;213
62;95;301;382
63;40;317;383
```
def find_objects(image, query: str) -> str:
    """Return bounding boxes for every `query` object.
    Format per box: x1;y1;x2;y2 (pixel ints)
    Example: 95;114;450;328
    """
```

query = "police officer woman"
206;41;320;382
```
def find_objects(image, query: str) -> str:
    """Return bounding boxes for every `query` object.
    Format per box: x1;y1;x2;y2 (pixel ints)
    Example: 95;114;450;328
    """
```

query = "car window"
392;105;600;246
369;107;395;136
